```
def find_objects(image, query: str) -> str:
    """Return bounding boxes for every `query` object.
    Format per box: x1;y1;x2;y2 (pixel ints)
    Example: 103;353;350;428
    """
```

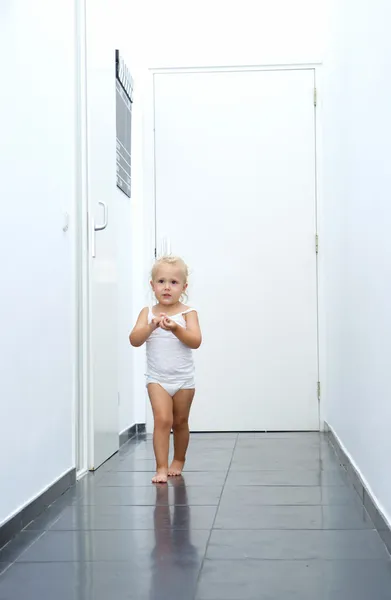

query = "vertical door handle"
94;201;108;231
91;202;108;258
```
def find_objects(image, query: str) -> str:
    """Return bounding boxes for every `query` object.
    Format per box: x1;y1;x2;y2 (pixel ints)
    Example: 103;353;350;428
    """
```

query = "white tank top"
146;307;196;382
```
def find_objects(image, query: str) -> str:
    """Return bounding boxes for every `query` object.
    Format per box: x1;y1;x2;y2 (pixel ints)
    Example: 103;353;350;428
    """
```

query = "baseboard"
119;423;146;447
325;421;391;555
0;468;76;550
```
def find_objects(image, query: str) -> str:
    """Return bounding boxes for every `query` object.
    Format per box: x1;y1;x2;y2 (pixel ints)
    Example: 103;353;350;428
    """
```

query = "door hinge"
317;381;321;401
315;234;319;254
154;247;157;258
314;87;317;107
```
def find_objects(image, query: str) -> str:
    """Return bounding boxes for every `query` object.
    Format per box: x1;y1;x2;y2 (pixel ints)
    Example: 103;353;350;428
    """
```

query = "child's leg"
169;389;195;476
148;384;173;483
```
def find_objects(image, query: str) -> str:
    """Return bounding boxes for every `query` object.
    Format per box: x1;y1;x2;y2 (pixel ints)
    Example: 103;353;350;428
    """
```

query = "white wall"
118;0;327;429
0;0;76;525
0;0;138;528
323;0;391;523
120;0;326;68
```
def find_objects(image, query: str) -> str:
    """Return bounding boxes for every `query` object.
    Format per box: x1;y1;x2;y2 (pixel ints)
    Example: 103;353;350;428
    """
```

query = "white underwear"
146;377;195;397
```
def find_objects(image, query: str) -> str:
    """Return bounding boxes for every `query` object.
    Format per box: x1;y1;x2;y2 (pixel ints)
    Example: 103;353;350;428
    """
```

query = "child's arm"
129;308;160;347
161;311;202;349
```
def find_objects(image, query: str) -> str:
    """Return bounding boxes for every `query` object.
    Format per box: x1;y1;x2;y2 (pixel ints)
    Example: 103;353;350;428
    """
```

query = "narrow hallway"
0;432;390;599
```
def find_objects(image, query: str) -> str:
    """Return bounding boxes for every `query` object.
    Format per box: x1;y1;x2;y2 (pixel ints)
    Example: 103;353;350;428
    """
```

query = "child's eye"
171;281;178;285
158;279;164;284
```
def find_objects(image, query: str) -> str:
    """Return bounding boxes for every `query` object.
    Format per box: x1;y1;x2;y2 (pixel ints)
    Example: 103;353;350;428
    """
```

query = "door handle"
91;202;108;258
94;201;108;231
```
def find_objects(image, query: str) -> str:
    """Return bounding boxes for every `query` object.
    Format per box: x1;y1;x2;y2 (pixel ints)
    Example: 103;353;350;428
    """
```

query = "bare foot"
168;460;185;477
152;469;168;484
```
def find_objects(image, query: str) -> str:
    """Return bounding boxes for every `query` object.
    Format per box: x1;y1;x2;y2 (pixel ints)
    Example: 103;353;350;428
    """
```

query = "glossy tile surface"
0;432;390;599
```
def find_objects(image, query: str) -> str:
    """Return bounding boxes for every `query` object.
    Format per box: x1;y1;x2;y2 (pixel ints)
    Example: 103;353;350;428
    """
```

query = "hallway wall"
119;0;326;67
0;0;76;527
0;0;138;530
323;0;391;524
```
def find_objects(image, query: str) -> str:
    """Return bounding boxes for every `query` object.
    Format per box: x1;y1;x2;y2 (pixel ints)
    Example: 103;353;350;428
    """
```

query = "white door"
85;4;119;468
154;69;319;431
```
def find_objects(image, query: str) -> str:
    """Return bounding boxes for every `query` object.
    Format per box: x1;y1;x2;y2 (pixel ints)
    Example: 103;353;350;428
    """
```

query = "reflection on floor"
0;432;391;599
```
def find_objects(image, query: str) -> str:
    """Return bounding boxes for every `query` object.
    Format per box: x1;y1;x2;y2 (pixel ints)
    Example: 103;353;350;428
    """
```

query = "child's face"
151;264;187;306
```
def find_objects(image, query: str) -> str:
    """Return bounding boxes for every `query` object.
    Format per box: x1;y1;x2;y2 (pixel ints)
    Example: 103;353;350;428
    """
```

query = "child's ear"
150;280;154;290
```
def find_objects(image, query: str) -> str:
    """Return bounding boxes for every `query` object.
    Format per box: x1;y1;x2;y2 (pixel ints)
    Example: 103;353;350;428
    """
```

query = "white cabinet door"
86;5;119;467
154;69;319;431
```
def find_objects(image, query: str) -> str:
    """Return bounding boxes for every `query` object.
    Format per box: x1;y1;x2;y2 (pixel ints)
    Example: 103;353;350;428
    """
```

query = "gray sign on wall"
115;50;133;198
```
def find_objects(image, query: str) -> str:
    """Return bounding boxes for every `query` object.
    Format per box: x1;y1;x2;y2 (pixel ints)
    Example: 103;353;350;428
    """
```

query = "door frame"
143;63;326;432
73;0;91;478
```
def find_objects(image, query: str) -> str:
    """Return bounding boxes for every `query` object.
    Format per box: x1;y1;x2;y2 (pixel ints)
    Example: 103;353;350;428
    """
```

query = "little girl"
129;255;202;483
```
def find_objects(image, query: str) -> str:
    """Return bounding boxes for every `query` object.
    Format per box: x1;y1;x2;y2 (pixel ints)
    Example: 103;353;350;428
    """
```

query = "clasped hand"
151;313;177;332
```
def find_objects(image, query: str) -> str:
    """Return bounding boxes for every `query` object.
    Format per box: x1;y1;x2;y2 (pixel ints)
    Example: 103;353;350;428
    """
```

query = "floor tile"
129;438;236;456
196;559;323;599
16;529;210;563
45;504;217;530
214;503;373;530
195;558;391;600
186;438;237;449
236;435;330;446
75;485;222;506
184;433;238;440
0;561;201;600
225;469;347;486
110;458;158;472
220;485;359;506
321;559;391;598
143;432;238;441
97;471;227;487
237;432;325;440
120;447;233;463
233;440;336;455
1;431;390;600
206;529;389;560
112;456;231;472
230;456;341;471
183;457;232;471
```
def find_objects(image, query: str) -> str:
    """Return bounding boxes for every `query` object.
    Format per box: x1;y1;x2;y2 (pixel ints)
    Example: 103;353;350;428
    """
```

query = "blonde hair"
151;255;189;283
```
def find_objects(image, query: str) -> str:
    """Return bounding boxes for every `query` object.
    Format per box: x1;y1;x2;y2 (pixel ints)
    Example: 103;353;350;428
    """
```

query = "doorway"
153;68;319;431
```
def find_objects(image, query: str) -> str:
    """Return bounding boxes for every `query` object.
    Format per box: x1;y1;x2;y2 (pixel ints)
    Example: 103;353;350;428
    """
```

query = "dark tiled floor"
0;432;390;599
